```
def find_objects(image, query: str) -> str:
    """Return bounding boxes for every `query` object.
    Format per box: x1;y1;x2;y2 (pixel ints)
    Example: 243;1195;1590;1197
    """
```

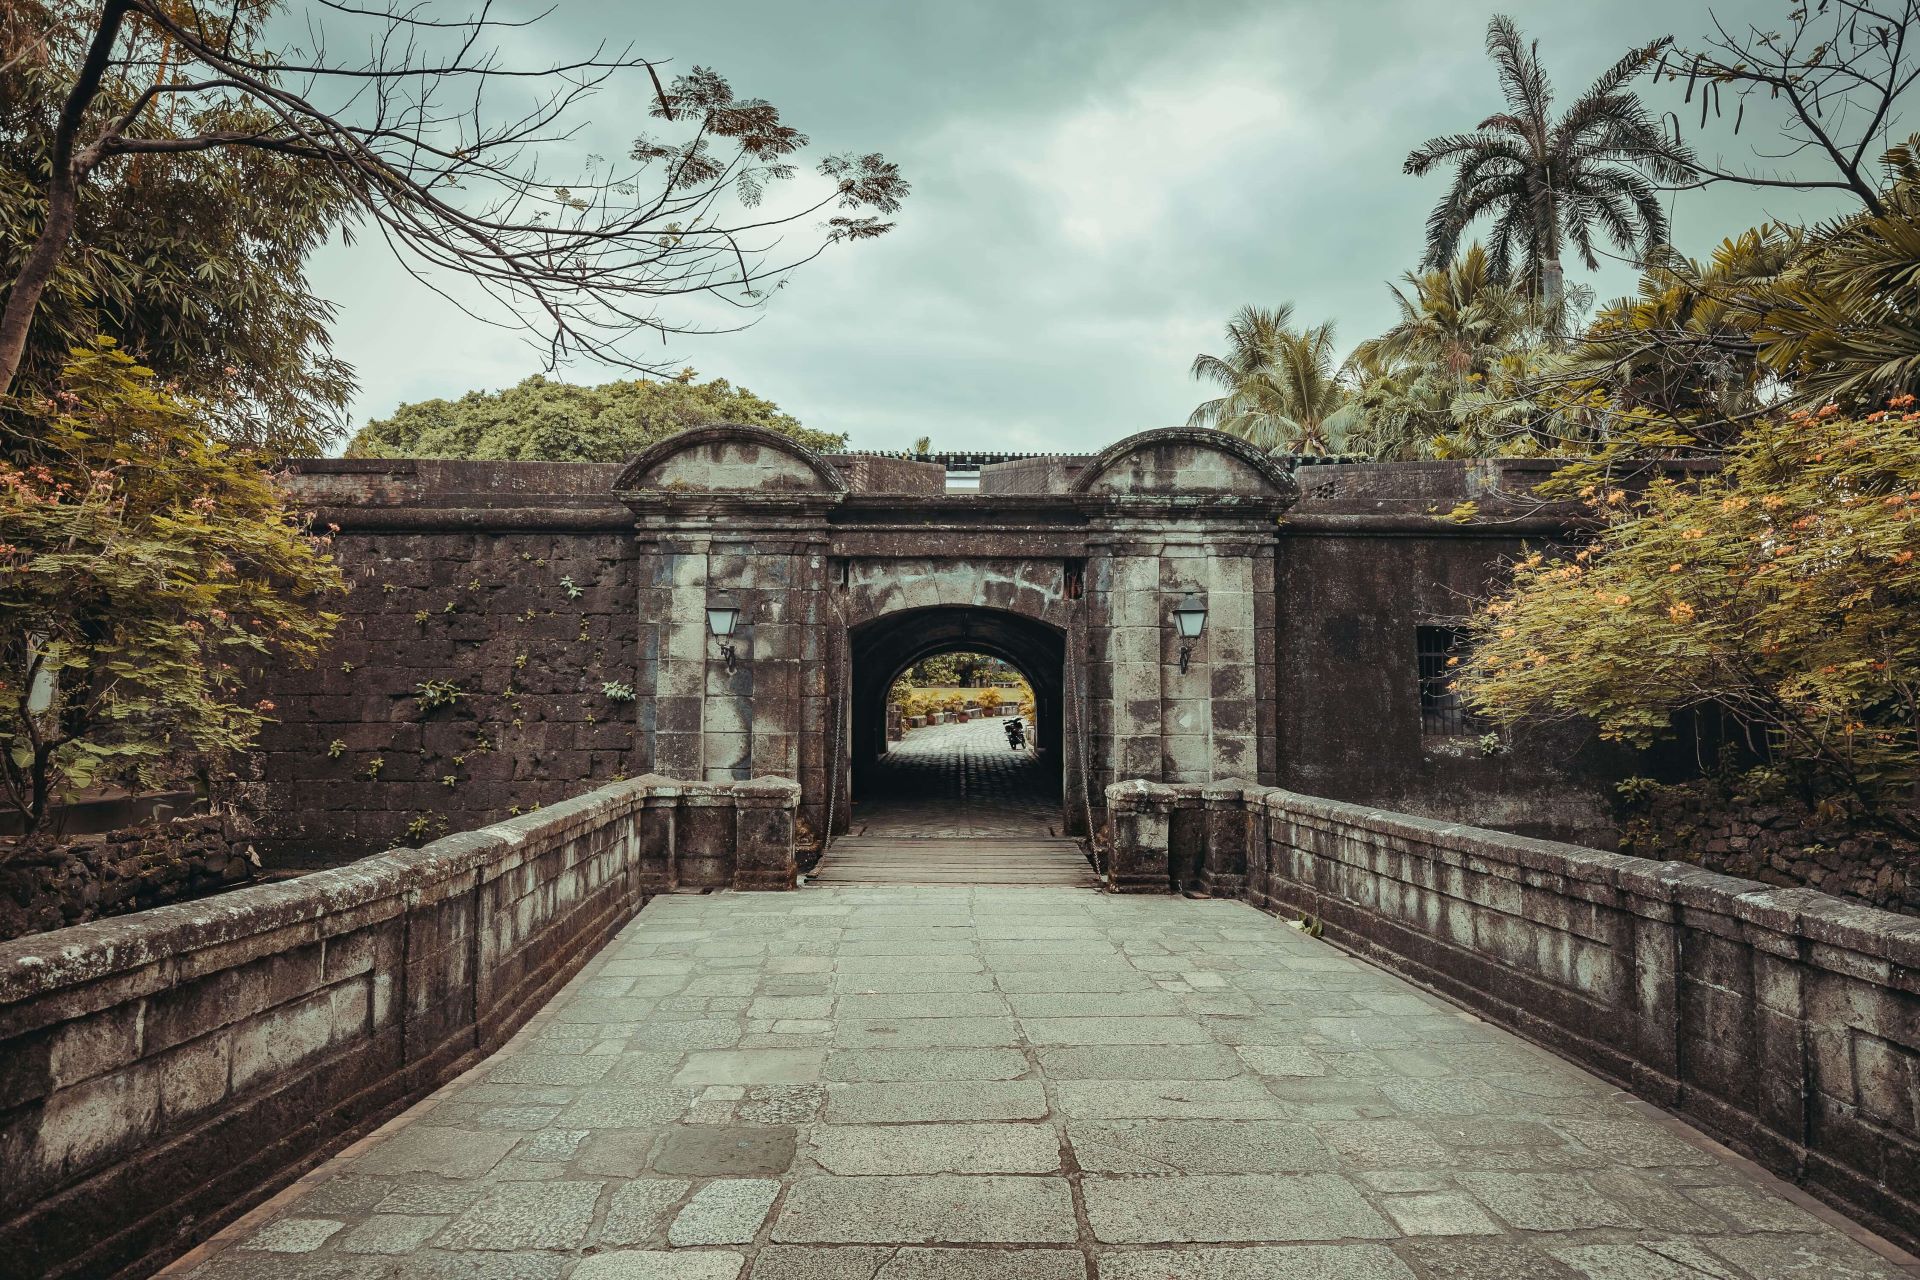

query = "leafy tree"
1457;400;1920;836
1567;228;1797;450
1750;139;1920;408
346;373;843;462
2;0;356;453
1188;304;1360;455
1354;245;1531;385
0;0;905;421
0;340;344;837
1405;16;1691;316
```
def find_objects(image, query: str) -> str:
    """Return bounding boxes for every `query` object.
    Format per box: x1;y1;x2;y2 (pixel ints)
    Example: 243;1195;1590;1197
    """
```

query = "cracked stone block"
600;1179;692;1245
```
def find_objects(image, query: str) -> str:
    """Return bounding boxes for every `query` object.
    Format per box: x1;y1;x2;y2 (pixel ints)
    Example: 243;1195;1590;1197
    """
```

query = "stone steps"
808;836;1098;887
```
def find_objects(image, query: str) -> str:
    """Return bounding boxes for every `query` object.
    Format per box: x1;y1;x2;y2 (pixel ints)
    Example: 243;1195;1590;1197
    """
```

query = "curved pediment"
1070;428;1298;503
614;424;848;495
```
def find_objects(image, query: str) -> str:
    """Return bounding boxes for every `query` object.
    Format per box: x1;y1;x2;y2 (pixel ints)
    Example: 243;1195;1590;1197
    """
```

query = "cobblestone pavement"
853;716;1062;837
169;887;1914;1280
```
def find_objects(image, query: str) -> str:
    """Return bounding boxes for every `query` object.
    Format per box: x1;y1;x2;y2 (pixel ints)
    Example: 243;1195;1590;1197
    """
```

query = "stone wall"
0;775;799;1280
0;813;257;942
1107;780;1920;1254
255;515;642;863
1623;783;1918;916
258;445;1642;860
1278;463;1629;846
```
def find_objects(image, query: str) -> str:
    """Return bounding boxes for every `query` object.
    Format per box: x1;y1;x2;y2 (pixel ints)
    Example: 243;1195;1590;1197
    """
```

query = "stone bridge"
1;777;1916;1279
1;428;1917;1278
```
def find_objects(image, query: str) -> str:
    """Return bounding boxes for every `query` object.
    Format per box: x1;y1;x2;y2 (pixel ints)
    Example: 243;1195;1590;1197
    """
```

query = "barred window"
1417;625;1479;736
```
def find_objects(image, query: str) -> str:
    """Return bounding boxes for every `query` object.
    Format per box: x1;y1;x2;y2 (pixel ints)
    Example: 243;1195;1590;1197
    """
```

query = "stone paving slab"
166;886;1919;1280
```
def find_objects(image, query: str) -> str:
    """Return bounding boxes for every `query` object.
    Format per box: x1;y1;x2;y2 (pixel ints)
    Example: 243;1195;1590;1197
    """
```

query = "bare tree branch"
1657;0;1920;213
0;0;908;403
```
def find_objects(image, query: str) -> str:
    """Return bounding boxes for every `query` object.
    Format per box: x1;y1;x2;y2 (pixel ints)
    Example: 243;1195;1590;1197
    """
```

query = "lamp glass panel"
1173;596;1208;639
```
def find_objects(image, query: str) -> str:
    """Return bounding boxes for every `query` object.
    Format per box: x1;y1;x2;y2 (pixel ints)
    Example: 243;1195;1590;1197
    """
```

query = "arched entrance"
847;606;1069;835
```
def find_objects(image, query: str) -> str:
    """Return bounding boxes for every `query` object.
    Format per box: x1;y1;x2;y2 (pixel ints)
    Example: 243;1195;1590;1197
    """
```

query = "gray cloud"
308;0;1877;453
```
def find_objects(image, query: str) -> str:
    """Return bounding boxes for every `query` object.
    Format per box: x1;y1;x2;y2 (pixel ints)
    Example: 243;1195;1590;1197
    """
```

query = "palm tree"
1404;16;1691;321
1188;305;1359;454
1353;245;1530;388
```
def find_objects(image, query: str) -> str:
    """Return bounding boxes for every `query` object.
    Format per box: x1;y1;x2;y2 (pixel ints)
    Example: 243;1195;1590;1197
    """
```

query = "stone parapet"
0;775;799;1280
1105;779;1920;1254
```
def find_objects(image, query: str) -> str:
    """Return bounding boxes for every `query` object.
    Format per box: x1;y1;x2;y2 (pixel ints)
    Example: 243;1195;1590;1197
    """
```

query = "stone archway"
847;605;1068;833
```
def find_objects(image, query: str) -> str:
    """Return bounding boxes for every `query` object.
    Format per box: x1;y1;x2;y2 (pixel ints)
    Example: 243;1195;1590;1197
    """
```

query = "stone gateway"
257;425;1619;863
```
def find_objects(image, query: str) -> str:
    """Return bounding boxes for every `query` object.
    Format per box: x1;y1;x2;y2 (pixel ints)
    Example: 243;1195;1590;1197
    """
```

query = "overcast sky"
308;0;1877;455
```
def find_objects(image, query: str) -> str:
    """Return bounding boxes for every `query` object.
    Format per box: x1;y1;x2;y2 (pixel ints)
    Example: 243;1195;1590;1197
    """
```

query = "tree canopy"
0;340;344;836
1;0;357;453
1405;16;1689;312
0;0;906;454
346;372;844;463
1456;400;1920;836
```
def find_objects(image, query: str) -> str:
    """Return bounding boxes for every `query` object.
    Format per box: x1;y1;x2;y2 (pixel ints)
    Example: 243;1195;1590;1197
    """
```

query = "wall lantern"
1172;593;1207;673
706;590;742;672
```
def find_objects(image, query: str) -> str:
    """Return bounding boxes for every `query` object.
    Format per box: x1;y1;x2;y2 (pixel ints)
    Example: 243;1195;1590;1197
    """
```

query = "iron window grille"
1417;625;1481;737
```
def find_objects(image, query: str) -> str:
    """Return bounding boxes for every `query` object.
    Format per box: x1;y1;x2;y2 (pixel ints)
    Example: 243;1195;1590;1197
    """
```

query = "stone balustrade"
0;774;799;1280
1105;778;1920;1254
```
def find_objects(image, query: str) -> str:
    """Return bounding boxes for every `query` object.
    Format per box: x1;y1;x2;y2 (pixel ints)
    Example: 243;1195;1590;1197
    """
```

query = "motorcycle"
1003;717;1027;751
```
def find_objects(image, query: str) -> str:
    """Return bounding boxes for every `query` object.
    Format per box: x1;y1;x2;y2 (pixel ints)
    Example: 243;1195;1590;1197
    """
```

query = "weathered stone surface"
811;1123;1060;1174
1067;1119;1327;1173
652;1125;798;1177
823;1080;1047;1123
432;1181;602;1250
773;1176;1078;1244
669;1179;780;1246
100;883;1918;1280
573;1252;748;1280
1083;1173;1394;1243
879;1248;1085;1278
1095;1245;1416;1280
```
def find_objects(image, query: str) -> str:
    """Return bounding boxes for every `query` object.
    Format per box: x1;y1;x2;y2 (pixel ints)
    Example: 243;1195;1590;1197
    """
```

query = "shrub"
1458;400;1920;835
0;341;343;836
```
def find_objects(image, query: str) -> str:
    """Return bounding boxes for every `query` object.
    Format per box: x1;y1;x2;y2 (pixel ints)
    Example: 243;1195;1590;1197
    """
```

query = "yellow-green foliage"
974;687;1002;711
0;340;345;832
1458;400;1920;830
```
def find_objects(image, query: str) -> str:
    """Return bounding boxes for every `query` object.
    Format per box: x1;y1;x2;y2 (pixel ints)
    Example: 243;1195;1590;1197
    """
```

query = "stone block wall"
254;526;641;863
0;776;799;1280
0;813;257;942
1108;780;1920;1253
1623;783;1918;916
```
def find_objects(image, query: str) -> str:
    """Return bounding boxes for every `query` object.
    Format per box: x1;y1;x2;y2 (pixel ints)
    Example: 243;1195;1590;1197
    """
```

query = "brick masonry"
1107;779;1920;1254
0;775;799;1280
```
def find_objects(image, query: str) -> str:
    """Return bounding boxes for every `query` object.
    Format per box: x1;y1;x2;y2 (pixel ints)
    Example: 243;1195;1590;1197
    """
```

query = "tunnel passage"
848;606;1067;831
